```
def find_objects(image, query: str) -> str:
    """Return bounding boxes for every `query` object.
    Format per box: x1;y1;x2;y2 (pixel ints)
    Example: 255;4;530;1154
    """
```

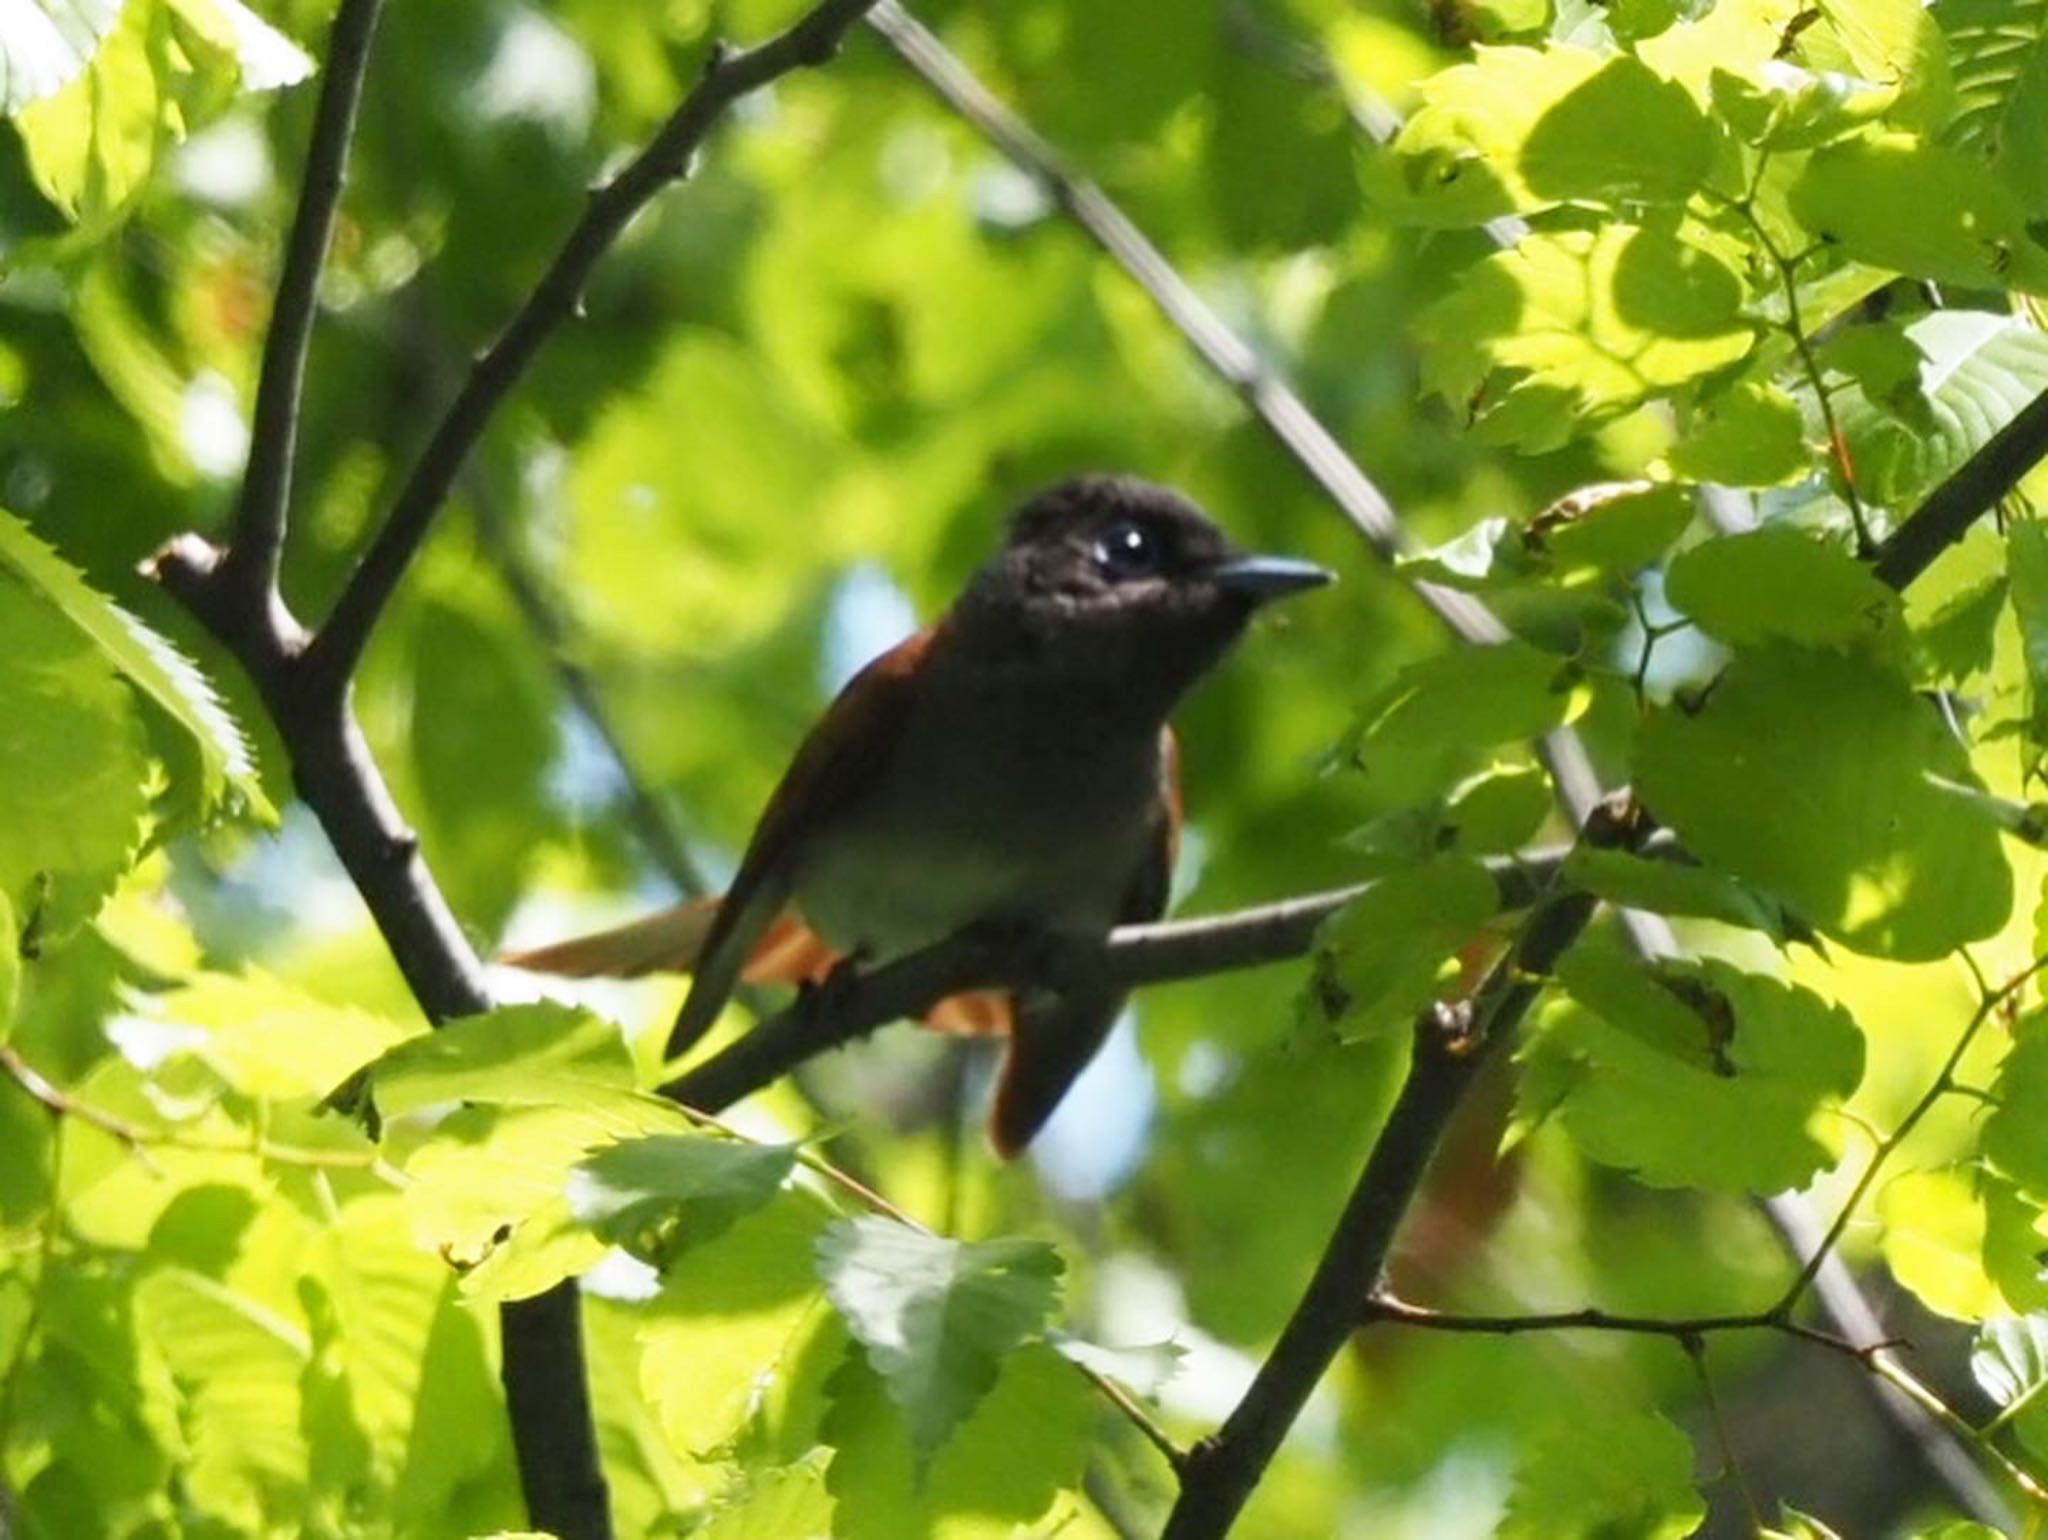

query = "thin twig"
1362;1294;1890;1368
863;0;1497;647
226;0;386;602
305;0;885;701
0;1046;394;1175
1777;954;2048;1311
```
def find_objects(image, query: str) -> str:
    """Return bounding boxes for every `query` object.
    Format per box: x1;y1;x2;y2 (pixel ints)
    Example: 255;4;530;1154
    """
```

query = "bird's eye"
1093;519;1161;581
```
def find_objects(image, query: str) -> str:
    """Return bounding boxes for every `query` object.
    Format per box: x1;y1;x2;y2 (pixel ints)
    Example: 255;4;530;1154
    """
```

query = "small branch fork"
145;1;886;1536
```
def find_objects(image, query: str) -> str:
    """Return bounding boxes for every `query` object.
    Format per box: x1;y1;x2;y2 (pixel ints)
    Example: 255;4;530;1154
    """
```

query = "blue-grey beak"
1209;553;1336;600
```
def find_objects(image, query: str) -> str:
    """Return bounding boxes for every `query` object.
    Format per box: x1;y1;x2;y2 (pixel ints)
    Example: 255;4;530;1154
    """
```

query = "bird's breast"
788;683;1165;962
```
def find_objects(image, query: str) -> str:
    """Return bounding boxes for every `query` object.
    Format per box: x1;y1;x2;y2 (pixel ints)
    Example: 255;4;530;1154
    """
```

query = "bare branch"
226;0;386;603
305;0;885;701
656;841;1604;1113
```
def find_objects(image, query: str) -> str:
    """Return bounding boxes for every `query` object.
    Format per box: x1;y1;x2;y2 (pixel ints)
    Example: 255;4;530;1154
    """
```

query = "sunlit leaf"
1317;858;1499;1040
1664;527;1901;651
815;1217;1062;1466
1637;645;2011;959
1500;1404;1704;1538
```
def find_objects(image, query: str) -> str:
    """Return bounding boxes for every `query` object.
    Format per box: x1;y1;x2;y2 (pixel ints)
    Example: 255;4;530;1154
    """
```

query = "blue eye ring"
1093;518;1160;580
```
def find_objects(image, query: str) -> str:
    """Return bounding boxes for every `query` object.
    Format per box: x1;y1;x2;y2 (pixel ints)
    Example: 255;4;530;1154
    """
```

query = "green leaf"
1374;48;1712;224
1788;133;2048;294
1972;1313;2048;1411
1982;1016;2048;1197
696;1453;834;1540
566;1133;796;1260
1916;572;2008;683
1561;846;1795;940
0;575;151;940
138;970;415;1099
2009;521;2048;742
13;0;310;231
1417;225;1755;451
0;891;17;1041
368;1002;637;1117
1664;527;1901;650
637;1198;835;1462
0;0;122;114
1942;0;2048;215
1348;640;1592;804
1709;62;1898;152
1542;482;1697;576
1637;645;2011;959
1317;859;1499;1040
1668;378;1810;486
0;508;269;828
1500;1404;1704;1538
820;1344;1091;1538
1879;1166;2010;1319
1527;941;1863;1191
1445;764;1554;853
815;1217;1062;1466
1831;313;2048;510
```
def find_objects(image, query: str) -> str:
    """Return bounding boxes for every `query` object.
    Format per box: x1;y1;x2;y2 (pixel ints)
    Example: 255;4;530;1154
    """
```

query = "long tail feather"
498;899;722;979
987;990;1124;1158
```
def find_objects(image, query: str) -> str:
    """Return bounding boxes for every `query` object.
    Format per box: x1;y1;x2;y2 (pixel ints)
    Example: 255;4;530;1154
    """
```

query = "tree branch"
225;0;385;604
1159;798;1638;1540
656;842;1601;1112
303;0;885;702
1874;384;2048;590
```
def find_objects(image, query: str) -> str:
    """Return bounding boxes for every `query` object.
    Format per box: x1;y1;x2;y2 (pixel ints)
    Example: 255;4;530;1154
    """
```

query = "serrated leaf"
1665;527;1900;650
137;969;415;1099
815;1217;1062;1466
567;1133;795;1260
1317;859;1499;1039
1709;62;1898;153
1348;640;1591;804
0;508;269;828
1542;482;1697;575
1417;225;1754;451
1500;1404;1703;1538
1637;645;2011;959
820;1343;1091;1538
1830;313;2048;509
1789;133;2048;294
368;1001;636;1117
166;0;312;92
0;575;151;939
1445;764;1553;853
695;1452;833;1540
1528;940;1862;1191
0;0;122;114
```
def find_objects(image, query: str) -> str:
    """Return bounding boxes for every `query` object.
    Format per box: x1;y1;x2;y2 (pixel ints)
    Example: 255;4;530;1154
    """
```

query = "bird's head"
949;475;1333;711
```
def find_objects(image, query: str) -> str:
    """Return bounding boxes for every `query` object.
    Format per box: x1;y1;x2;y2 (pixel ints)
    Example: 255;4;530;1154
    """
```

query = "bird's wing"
665;628;936;1058
985;728;1179;1158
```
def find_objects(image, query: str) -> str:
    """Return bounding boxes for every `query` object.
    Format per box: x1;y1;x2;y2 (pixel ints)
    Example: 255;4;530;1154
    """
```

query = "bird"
504;474;1333;1155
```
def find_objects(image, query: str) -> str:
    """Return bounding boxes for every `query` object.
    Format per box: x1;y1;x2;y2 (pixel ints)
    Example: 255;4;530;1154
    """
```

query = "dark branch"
225;0;385;604
1160;798;1639;1540
655;841;1613;1113
304;0;885;700
1874;384;2048;590
1362;1293;1891;1366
